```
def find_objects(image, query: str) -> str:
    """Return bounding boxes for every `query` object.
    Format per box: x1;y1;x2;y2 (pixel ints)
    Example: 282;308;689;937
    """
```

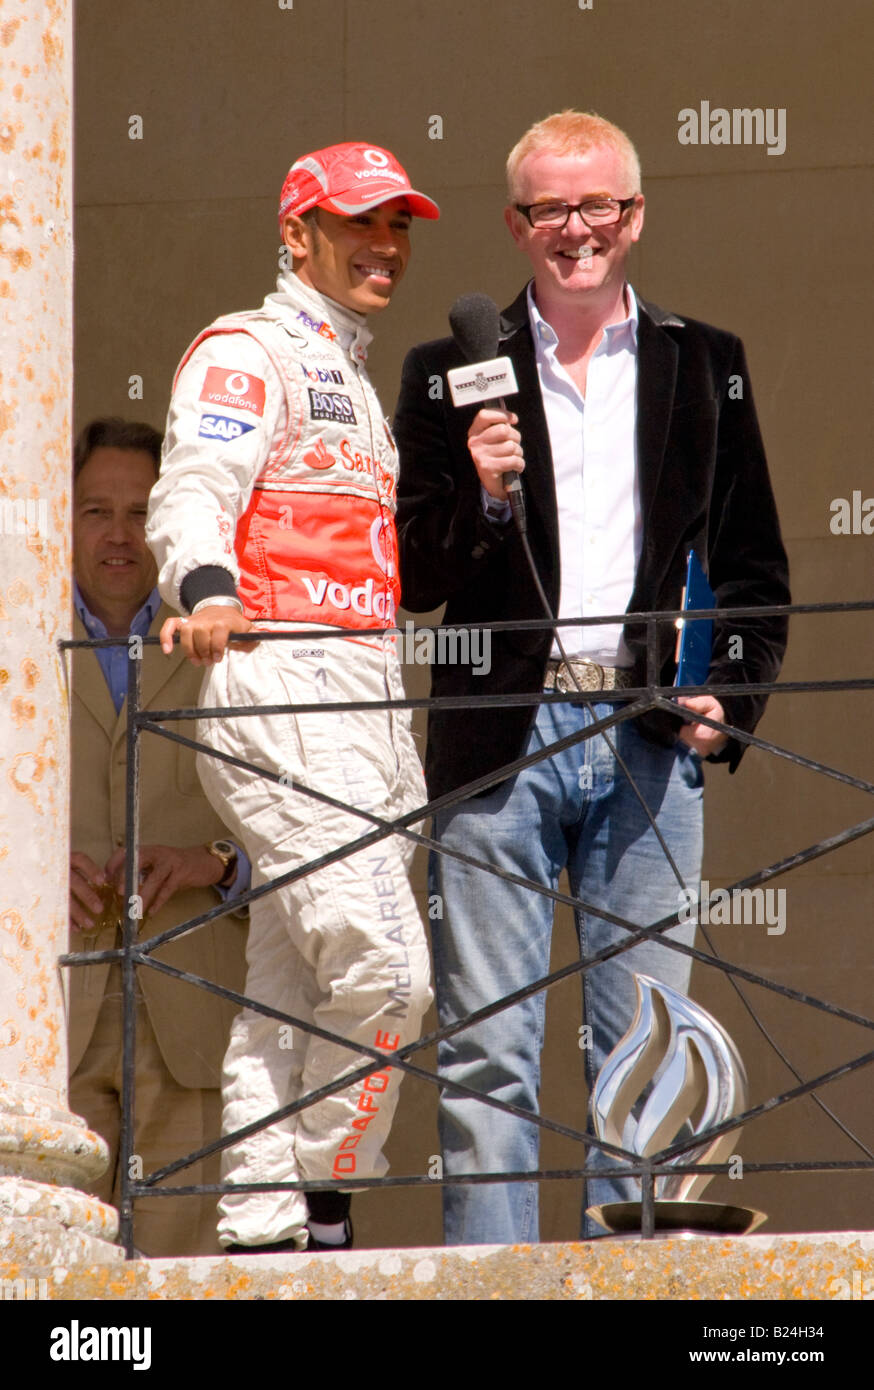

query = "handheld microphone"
447;293;526;533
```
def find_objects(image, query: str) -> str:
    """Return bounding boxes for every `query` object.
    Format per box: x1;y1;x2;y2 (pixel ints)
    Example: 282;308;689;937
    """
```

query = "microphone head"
449;292;501;364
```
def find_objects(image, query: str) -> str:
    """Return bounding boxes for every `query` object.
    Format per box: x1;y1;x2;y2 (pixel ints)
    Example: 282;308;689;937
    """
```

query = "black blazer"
394;285;790;802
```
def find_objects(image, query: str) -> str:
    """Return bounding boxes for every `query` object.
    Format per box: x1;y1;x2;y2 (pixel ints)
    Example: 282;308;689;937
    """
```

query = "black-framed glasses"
514;196;638;229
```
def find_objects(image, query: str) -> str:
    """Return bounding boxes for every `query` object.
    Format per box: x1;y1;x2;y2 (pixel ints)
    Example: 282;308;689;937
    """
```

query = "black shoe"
305;1216;353;1252
306;1191;351;1224
224;1236;304;1255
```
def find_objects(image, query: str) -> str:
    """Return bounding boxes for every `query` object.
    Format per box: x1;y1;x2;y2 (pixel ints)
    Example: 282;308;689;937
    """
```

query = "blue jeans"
431;699;704;1244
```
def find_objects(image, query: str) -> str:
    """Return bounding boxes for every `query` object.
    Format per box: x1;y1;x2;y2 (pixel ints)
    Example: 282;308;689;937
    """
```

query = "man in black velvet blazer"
394;111;789;1246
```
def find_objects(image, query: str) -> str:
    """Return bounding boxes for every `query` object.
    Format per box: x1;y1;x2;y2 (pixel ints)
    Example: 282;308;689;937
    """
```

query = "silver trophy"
586;974;765;1235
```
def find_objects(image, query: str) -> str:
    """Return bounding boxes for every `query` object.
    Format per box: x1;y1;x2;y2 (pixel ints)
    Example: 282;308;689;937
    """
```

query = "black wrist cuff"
180;566;239;613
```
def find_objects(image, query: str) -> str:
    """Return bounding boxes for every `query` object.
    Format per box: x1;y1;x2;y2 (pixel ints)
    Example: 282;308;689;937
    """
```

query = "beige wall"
74;0;873;1246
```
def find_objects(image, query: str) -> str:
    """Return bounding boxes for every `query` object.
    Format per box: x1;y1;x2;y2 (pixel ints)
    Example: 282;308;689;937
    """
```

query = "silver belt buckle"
586;659;606;692
555;658;605;693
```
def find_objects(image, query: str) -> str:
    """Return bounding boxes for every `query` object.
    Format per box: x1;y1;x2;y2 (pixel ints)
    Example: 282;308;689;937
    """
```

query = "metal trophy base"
586;1200;767;1238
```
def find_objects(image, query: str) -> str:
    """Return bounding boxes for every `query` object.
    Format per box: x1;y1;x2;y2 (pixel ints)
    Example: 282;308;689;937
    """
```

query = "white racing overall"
147;272;431;1247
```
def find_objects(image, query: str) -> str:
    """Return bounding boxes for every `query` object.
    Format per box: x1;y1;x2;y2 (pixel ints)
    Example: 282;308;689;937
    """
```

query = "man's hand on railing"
159;607;257;666
676;694;729;757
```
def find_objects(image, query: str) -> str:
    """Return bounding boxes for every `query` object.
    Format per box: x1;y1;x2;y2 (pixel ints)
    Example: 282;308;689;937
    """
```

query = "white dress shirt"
527;281;642;664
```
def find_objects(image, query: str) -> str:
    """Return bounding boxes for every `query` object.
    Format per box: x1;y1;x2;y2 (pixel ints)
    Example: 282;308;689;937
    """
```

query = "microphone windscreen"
449;293;501;364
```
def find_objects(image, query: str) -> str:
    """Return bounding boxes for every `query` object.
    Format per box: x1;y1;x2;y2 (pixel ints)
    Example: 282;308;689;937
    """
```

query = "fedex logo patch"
297;310;337;343
198;413;256;441
199;367;266;417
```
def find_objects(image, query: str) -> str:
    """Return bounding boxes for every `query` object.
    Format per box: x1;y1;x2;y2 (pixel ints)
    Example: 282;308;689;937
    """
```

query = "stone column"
0;0;120;1266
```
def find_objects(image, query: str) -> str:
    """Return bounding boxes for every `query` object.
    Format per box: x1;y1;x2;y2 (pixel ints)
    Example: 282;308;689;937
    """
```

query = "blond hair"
506;110;641;201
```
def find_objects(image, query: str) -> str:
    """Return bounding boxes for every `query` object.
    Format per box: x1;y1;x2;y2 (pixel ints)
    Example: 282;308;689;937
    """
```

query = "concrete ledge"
3;1231;874;1300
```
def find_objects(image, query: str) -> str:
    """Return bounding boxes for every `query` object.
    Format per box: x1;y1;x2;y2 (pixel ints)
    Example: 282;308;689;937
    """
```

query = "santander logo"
302;439;336;470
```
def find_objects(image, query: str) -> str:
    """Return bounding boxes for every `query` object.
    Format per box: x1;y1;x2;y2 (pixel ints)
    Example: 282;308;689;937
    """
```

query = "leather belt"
544;659;636;693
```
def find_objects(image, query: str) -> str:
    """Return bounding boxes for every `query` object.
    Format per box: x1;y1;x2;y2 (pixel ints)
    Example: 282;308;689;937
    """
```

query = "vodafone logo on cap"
199;366;266;418
363;149;390;167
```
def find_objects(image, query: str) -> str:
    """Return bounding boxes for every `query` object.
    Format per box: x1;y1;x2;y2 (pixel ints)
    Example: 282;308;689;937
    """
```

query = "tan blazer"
67;604;247;1088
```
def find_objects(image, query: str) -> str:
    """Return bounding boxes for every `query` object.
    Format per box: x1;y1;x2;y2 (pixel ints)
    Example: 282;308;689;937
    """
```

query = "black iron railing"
60;600;874;1256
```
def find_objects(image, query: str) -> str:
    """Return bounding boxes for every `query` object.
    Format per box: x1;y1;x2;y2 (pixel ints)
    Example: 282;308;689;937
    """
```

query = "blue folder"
675;550;715;687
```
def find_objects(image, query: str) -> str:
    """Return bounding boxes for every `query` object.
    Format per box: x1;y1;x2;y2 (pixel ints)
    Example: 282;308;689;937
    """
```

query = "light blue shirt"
74;581;160;714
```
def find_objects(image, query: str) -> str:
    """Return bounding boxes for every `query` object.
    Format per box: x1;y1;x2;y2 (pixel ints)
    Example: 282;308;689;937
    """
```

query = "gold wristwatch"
206;839;238;887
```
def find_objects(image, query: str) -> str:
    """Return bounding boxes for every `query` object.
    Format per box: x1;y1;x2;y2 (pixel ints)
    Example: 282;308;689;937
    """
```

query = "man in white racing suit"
146;142;440;1252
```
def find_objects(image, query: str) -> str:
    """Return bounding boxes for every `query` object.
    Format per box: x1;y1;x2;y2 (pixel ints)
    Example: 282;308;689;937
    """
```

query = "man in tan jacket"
68;417;248;1256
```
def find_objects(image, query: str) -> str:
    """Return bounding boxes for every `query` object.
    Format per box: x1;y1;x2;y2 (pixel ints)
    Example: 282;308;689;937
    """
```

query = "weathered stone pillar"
0;0;120;1265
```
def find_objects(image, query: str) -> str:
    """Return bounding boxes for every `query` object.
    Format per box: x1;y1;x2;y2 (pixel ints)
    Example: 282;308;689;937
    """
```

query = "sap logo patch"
308;389;357;425
199;367;266;417
198;413;257;441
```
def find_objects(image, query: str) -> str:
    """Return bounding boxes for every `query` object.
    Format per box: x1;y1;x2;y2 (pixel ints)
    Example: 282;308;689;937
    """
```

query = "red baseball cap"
278;142;440;228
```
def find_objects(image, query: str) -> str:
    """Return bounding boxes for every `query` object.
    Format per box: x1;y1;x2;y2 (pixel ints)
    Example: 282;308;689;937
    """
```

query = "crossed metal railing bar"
60;599;874;1254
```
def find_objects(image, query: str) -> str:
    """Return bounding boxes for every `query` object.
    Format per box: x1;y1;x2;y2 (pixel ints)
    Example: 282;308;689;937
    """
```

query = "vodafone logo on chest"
298;518;397;621
199;367;266;417
301;574;396;622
